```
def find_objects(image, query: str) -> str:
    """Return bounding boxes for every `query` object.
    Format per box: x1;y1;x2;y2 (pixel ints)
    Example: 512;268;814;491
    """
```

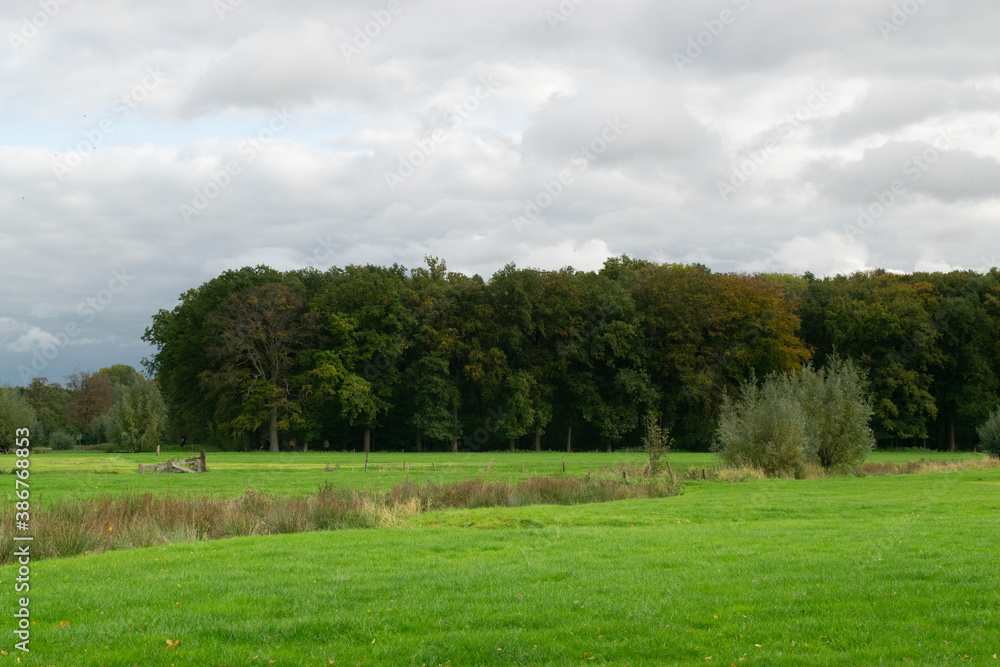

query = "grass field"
3;449;985;501
1;451;998;665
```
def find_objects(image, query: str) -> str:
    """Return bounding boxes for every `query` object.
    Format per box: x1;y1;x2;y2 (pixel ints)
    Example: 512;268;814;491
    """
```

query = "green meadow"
1;451;998;665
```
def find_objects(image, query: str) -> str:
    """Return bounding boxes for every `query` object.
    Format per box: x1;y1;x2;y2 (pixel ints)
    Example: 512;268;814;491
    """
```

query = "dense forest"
10;257;1000;454
129;256;998;453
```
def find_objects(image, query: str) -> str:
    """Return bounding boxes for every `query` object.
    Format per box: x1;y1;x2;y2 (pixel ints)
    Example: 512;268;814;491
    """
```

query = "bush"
797;354;875;468
713;373;809;476
713;356;877;476
48;431;77;451
976;406;1000;459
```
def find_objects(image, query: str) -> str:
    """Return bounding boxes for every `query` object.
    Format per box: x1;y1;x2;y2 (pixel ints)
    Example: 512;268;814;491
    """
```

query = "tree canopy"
137;260;1000;452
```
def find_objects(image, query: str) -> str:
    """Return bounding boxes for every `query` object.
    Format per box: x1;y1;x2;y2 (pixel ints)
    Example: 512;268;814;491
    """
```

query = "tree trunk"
566;424;572;453
364;426;371;454
242;430;252;452
534;432;541;452
269;405;279;452
450;401;459;453
509;437;515;452
948;405;956;452
606;442;612;453
417;435;422;453
303;440;308;452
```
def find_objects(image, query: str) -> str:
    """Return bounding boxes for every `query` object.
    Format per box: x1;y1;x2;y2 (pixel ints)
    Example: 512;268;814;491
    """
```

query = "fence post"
156;444;160;458
200;449;207;473
562;457;565;473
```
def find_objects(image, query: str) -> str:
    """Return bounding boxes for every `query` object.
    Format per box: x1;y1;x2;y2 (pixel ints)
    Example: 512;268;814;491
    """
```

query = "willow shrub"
797;355;875;468
714;355;876;476
713;373;809;476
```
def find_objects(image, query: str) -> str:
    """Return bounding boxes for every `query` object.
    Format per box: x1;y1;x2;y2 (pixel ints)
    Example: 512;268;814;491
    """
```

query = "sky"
2;0;999;386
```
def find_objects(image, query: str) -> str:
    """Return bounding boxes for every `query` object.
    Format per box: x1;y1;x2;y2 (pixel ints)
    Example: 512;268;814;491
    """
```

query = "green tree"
0;385;41;452
108;377;168;453
307;264;413;453
23;377;69;441
202;282;315;452
799;271;939;445
143;265;285;446
976;406;1000;459
919;272;999;451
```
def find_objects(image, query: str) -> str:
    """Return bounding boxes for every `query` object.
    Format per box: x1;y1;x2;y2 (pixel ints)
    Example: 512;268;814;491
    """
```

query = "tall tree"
0;386;40;452
799;271;939;445
65;371;114;432
632;263;809;449
306;264;413;453
23;377;70;440
144;265;285;445
202;282;315;452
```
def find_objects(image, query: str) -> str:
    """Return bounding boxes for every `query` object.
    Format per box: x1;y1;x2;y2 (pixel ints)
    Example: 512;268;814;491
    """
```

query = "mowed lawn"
0;452;998;665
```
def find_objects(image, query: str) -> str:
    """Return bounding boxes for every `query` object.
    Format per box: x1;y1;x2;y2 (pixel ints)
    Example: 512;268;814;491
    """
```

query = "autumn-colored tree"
632;264;809;449
65;371;114;431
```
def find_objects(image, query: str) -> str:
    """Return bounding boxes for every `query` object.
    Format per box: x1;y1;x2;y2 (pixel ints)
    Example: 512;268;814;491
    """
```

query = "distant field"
1;449;986;503
0;461;997;665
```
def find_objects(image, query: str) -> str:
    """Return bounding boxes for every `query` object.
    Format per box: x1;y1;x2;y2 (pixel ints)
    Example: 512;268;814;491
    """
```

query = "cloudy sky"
2;0;999;385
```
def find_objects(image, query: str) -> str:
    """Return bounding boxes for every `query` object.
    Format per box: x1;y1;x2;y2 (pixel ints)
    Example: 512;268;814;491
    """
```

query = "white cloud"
6;327;60;354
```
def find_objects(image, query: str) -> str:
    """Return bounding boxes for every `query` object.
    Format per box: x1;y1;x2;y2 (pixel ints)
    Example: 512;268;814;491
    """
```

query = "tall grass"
705;455;1000;481
0;474;680;565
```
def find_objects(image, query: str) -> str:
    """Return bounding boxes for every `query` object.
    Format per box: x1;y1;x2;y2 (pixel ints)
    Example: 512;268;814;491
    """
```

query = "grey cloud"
809;140;1000;205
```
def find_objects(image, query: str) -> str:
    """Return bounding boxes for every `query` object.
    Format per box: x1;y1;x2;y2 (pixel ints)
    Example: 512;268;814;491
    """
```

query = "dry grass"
705;455;1000;481
0;475;680;565
857;456;1000;476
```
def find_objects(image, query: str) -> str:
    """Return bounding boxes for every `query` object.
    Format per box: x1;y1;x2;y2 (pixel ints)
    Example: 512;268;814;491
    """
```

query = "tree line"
0;365;166;452
133;257;1000;453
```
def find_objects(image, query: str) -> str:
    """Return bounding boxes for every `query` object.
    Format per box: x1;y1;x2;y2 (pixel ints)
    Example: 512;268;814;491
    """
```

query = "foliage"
48;430;78;451
108;377;168;453
23;377;69;437
139;260;1000;453
0;385;41;451
88;412;113;445
797;354;876;468
715;356;877;474
641;412;672;475
65;371;114;430
976;406;1000;459
713;373;809;476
